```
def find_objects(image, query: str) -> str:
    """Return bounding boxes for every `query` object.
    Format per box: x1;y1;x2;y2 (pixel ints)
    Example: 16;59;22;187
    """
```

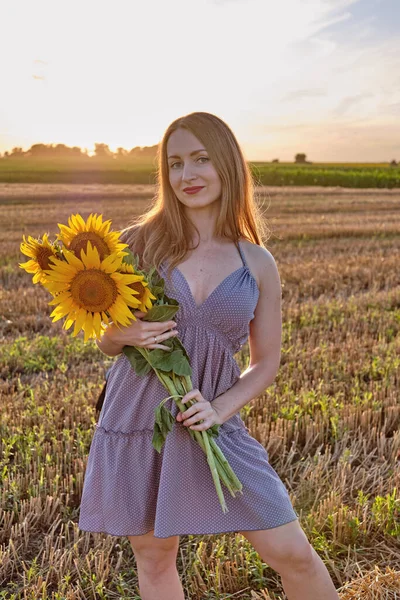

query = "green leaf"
147;270;165;297
152;402;176;453
160;403;175;435
121;248;138;268
147;348;192;376
147;271;179;305
122;346;152;376
208;424;221;438
164;294;179;306
173;335;191;363
152;423;165;453
142;304;179;322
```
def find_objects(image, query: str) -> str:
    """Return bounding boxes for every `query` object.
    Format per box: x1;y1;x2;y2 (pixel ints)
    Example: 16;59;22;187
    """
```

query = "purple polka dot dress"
78;241;299;538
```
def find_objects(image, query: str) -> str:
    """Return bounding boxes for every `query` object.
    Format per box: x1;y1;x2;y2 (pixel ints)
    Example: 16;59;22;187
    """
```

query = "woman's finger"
144;328;179;350
142;322;178;335
145;330;178;345
147;343;172;351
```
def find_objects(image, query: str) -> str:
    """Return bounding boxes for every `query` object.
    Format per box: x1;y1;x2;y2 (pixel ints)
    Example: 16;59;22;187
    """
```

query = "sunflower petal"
93;311;102;338
80;242;101;269
72;213;87;232
63;248;85;271
83;312;94;342
48;291;72;306
72;308;87;337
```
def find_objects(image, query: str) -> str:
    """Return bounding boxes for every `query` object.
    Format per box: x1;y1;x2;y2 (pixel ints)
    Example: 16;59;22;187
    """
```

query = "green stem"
131;347;242;510
202;421;228;513
155;369;228;512
178;374;243;495
208;437;243;495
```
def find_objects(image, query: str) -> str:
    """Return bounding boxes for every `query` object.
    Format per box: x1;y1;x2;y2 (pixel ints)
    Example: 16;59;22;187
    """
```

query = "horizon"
0;141;397;165
1;0;399;162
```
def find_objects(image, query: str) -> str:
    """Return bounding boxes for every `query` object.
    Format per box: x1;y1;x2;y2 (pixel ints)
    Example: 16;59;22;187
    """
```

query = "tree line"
1;145;398;166
0;143;159;160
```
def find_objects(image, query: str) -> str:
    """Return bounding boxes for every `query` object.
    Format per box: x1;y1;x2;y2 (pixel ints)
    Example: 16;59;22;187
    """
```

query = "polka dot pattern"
78;241;299;538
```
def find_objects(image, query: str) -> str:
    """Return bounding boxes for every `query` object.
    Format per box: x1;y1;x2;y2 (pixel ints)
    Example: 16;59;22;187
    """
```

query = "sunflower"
19;233;59;284
43;241;144;342
119;262;157;312
56;213;128;261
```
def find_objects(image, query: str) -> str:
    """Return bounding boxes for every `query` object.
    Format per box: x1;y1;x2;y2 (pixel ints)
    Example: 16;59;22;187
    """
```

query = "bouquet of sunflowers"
19;213;243;513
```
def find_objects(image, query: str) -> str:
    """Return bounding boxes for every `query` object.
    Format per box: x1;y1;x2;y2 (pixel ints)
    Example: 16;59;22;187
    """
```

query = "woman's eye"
170;157;209;169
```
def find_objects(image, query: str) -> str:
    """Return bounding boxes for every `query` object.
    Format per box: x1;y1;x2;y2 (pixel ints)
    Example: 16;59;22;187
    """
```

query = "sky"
0;0;399;162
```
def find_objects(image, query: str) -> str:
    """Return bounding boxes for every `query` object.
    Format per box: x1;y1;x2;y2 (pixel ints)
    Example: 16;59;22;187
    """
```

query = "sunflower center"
129;281;145;302
37;247;55;271
70;269;118;312
69;232;110;261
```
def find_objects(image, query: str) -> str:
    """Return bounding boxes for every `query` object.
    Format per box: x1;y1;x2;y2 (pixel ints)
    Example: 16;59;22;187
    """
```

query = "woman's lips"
183;187;204;195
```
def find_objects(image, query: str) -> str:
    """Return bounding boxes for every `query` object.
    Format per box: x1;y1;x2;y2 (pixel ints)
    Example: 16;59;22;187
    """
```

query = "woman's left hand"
176;389;222;432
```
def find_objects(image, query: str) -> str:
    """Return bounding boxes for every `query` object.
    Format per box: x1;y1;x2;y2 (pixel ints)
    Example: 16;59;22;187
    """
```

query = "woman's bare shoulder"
239;238;278;290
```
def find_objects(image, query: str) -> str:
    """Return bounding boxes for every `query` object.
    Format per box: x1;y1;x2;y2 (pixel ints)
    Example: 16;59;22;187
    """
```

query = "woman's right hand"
105;311;179;351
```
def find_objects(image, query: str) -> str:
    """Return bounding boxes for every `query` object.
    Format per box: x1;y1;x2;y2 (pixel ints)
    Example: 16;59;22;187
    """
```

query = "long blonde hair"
120;111;270;283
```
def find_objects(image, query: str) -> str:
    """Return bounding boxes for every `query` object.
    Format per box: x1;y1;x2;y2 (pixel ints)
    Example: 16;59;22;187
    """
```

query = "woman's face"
166;128;222;209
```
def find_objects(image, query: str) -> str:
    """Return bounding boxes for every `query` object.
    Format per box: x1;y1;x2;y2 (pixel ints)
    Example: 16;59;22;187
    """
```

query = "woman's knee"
127;530;180;573
239;520;314;574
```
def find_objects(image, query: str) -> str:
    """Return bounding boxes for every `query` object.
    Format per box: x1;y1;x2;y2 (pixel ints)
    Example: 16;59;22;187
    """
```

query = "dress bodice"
159;241;260;355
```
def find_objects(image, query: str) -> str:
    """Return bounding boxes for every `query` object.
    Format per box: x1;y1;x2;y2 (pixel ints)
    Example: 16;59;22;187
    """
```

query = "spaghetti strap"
236;240;248;267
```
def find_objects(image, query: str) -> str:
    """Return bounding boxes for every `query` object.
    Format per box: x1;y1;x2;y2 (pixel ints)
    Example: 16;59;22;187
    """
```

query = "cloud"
281;89;327;103
332;93;375;117
308;10;353;34
383;102;400;116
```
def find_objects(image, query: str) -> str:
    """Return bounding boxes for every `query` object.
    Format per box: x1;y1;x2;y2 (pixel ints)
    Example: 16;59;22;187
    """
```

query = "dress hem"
78;515;299;539
94;423;250;437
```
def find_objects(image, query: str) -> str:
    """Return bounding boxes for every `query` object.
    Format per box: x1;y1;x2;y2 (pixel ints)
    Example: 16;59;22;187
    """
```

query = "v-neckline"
173;264;249;310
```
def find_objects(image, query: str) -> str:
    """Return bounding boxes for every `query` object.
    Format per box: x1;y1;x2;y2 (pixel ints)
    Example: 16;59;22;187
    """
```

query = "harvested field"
0;185;399;598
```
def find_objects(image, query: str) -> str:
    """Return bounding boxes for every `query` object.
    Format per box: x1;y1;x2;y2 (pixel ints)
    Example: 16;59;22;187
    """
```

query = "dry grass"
0;186;399;599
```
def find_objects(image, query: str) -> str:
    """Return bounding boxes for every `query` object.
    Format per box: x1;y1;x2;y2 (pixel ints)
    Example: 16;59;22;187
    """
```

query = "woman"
78;112;339;599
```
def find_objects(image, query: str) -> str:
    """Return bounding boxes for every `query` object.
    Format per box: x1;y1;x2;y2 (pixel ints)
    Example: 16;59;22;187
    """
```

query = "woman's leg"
239;520;339;600
127;529;185;600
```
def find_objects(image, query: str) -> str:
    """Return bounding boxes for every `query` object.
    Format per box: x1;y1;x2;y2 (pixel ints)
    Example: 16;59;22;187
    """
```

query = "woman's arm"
212;247;282;424
96;323;126;357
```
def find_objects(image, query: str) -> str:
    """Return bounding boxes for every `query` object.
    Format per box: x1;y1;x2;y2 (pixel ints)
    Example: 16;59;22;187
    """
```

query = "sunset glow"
1;0;399;161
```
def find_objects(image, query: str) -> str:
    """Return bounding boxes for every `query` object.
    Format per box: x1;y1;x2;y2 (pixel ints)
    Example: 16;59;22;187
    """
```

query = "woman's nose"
182;163;197;181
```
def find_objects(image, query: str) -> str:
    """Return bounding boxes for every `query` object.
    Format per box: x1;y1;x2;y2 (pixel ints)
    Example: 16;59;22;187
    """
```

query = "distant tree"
116;147;128;158
295;153;307;163
128;145;158;159
1;141;161;160
11;147;24;157
129;146;143;157
71;146;86;157
29;143;51;157
390;159;397;167
94;143;113;158
53;144;71;156
272;158;279;163
52;144;85;157
140;144;158;157
25;143;87;158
